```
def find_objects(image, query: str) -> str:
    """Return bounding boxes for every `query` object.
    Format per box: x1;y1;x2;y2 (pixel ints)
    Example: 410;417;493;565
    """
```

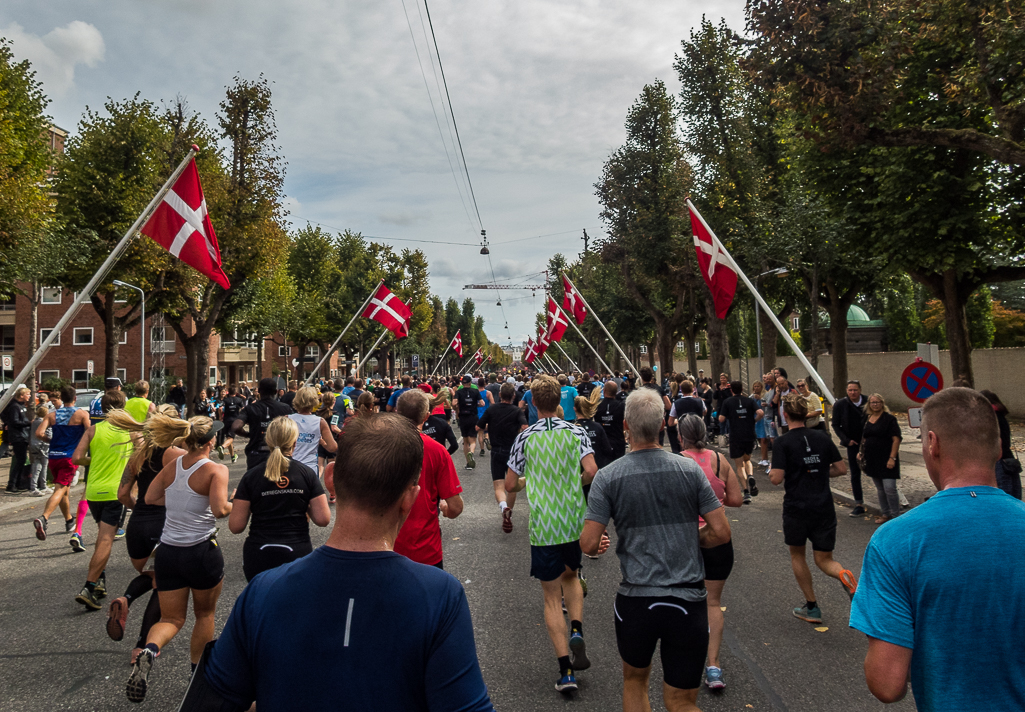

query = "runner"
717;380;764;505
124;380;156;425
456;375;486;470
224;377;294;470
229;416;331;581
504;374;597;693
287;386;337;474
595;380;626;461
768;393;858;624
105;405;185;663
581;390;730;710
667;380;706;434
32;386;90;543
394;390;463;567
386;375;413;412
477;377;494;457
558;374;579;423
374;377;393;413
573;394;614;475
125;413;231;703
476;382;527;532
423;407;459;455
638;367;670;446
67;390;132;609
678;414;743;690
215;386;245;463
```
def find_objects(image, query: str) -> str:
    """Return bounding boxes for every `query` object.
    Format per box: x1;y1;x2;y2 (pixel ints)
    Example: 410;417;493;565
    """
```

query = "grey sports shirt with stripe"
585;448;722;601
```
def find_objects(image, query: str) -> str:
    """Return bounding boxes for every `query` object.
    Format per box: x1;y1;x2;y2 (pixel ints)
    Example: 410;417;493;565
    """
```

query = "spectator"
2;387;32;493
831;380;868;516
857;394;903;524
980;390;1021;499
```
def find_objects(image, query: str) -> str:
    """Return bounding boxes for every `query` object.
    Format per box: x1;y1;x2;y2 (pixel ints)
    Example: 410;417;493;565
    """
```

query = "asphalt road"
0;446;918;711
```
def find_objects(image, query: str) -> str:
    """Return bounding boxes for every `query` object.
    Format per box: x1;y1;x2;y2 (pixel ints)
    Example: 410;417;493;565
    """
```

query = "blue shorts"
530;540;582;582
755;419;767;439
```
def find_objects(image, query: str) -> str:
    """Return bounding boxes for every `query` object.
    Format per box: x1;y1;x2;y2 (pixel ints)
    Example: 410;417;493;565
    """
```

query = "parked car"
75;389;101;409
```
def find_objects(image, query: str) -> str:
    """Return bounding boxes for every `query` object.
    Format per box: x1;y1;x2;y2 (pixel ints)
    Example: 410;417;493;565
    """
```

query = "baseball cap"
462;375;472;384
104;377;122;389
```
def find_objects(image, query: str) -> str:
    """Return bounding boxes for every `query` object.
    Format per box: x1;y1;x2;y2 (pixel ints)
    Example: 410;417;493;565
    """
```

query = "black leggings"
242;539;314;581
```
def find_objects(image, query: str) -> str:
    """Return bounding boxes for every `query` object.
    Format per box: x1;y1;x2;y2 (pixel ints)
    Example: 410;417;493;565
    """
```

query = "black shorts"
155;539;224;591
125;514;164;560
613;593;709;690
701;540;734;581
317;443;333;460
491;447;510;481
89;500;125;528
530;541;582;581
457;416;478;438
783;511;837;551
729;439;755;459
243;538;314;582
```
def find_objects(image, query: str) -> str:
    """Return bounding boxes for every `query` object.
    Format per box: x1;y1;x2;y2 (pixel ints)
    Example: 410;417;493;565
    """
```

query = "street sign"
908;407;923;428
1;355;11;371
292;358;299;367
412;354;420;370
901;359;943;403
86;360;94;375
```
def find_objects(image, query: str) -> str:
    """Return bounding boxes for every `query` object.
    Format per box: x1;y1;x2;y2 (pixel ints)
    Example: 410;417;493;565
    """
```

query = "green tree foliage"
880;274;923;351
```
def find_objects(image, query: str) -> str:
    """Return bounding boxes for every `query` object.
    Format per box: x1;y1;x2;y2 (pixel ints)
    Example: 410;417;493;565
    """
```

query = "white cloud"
2;20;105;96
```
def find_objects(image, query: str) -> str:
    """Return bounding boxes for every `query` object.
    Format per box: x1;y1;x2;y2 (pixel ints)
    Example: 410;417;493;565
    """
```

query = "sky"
2;0;746;347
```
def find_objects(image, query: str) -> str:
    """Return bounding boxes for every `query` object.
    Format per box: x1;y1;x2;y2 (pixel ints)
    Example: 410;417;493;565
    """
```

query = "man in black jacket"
2;387;32;493
831;380;868;516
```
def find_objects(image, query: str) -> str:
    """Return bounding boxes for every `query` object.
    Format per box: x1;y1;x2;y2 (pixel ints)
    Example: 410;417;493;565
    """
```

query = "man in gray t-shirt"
581;388;730;710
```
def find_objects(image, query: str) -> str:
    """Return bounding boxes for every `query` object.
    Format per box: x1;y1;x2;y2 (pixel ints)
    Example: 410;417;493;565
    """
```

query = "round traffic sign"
901;360;943;403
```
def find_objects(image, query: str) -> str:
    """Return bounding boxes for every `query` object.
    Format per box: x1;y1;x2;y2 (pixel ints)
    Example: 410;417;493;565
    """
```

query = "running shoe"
75;586;102;611
95;573;107;599
216;445;224;460
748;476;759;496
705;666;726;690
578;570;588;598
231;454;238;463
848;505;867;517
757;459;770;467
126;648;154;702
30;489;45;497
484;437;491;451
33;517;47;541
838;569;858;601
569;632;590;670
107;597;129;641
742;491;751;505
555;673;578;693
115;527;126;540
71;472;80;487
466;452;476;469
793;604;822;623
64;517;75;533
69;533;86;553
502;508;513;533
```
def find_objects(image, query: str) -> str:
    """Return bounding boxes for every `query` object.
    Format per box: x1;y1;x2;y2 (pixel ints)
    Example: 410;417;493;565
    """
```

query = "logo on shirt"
276;475;291;489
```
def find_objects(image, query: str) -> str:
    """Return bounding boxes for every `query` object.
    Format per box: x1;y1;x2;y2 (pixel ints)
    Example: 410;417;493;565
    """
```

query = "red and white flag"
473;348;484;366
562;275;586;325
536;327;550;357
141;157;230;289
523;338;537;364
450;330;463;358
689;203;737;320
546;297;569;343
362;284;412;339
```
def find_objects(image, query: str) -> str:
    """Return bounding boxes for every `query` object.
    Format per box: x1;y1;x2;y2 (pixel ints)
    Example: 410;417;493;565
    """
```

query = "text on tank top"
289;413;322;470
161;456;217;547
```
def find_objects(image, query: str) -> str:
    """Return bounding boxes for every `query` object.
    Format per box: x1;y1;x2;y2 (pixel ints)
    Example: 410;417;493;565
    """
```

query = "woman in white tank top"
287;387;336;476
124;413;232;704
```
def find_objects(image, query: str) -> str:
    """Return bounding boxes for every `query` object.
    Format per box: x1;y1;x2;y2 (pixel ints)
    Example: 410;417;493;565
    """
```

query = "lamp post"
753;267;789;378
113;280;145;381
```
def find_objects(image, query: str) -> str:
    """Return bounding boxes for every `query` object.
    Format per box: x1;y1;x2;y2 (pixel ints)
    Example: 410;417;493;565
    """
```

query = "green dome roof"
848;305;871;323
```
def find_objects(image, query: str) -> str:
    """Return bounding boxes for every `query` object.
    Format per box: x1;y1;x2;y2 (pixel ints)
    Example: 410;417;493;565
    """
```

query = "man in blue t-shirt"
850;388;1025;711
204;413;493;711
520;382;538;425
557;373;578;422
387;374;413;412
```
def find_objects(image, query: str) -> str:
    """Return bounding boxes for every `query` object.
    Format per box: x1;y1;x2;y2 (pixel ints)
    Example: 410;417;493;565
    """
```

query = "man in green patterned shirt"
505;374;601;694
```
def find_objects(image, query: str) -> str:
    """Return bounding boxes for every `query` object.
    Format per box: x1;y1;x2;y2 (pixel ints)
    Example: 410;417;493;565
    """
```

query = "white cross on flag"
546;297;569;343
689;203;737;320
450;330;463;358
523;338;537;364
536;326;550;358
561;275;587;325
473;348;484;366
362;284;412;339
141;157;230;289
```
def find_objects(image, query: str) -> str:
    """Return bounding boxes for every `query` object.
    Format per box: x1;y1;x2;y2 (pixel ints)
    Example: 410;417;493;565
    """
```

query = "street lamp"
113;280;144;381
753;267;789;377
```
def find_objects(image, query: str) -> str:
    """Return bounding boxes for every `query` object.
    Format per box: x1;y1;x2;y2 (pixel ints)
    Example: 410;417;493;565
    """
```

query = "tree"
595;80;700;375
0;41;52;296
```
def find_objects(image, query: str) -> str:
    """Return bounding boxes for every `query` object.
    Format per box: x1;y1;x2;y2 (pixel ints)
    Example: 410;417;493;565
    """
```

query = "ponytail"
264;416;298;485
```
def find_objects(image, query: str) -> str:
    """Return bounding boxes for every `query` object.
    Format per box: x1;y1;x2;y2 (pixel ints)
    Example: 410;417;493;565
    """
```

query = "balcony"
151;340;176;353
218;345;258;363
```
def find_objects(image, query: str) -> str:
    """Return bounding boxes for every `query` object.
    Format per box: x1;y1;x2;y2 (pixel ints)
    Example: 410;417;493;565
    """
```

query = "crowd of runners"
3;363;1023;711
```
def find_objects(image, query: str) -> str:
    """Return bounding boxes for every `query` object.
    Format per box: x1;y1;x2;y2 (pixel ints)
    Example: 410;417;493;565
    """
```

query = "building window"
71;369;89;383
209;366;217;385
40;328;60;346
73;328;94;346
119;330;128;345
117;368;127;382
791;316;800;330
1;325;14;351
38;369;59;383
0;295;14;311
639;345;648;354
278;345;288;357
41;287;62;304
305;345;319;358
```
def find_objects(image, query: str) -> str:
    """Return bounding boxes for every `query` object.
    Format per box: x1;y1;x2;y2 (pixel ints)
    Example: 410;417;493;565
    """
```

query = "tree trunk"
758;305;777;374
809;268;820;370
940;268;974;386
683;326;699;377
257;338;265;380
647;339;657;368
704;292;730;378
657;333;675;379
28;281;39;393
184;335;200;417
102;291;122;379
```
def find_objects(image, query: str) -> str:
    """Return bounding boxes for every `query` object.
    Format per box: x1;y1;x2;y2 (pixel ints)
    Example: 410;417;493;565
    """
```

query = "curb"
830;487;881;516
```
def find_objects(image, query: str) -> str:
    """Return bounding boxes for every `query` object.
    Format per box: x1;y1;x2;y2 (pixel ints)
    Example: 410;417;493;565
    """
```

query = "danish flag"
523;338;537;364
546;297;569;343
362;284;412;339
561;275;586;325
689;203;737;320
450;330;463;358
536;326;550;358
473;348;484;366
141;157;230;289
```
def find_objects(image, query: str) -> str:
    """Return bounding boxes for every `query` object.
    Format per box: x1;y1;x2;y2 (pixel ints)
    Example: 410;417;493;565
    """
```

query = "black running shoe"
64;518;75;533
748;476;759;497
569;632;591;670
126;648;154;703
75;586;101;611
95;573;107;599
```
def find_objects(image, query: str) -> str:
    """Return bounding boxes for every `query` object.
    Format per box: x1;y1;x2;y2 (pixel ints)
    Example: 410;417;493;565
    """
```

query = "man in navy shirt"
206;413;493;711
850;388;1025;711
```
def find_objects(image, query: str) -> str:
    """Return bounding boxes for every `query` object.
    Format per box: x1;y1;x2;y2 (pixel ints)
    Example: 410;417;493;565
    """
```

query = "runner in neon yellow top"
71;391;134;610
124;380;156;423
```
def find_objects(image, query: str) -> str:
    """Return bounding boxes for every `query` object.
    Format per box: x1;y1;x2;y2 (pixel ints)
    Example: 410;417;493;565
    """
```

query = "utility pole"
582;228;589;254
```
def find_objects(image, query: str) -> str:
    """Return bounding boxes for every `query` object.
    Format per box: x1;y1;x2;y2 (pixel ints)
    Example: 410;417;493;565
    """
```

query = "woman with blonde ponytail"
125;412;231;704
229;415;330;582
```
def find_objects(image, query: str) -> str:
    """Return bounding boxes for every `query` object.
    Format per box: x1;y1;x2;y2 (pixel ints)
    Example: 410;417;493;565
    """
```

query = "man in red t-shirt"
395;389;464;568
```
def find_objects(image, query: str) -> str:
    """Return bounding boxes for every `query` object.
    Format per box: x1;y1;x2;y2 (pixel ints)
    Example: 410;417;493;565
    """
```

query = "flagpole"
429;340;454;378
0;147;200;414
553;341;580;373
543;353;561;372
687;199;835;404
355;327;390;376
555;302;612;374
304;278;384;387
561;273;640;376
